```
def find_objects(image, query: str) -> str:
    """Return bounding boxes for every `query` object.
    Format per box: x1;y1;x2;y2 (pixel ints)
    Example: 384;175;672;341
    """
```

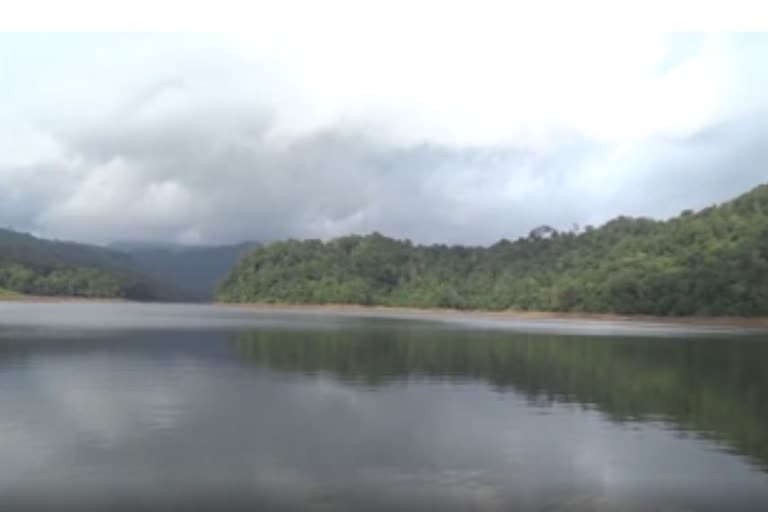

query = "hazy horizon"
3;179;764;251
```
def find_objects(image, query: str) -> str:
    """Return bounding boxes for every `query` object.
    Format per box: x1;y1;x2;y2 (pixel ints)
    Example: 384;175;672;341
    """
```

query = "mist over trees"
218;184;768;316
0;229;159;299
0;227;260;300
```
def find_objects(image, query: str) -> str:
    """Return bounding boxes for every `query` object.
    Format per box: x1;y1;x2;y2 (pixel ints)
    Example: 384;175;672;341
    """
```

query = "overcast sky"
1;26;767;245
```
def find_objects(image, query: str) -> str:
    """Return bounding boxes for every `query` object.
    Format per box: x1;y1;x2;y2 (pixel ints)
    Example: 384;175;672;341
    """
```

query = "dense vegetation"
218;183;768;316
0;229;259;300
0;261;125;298
0;286;20;298
0;229;164;299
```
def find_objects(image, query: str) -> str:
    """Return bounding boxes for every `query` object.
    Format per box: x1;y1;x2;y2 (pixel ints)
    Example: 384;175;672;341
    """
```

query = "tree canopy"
0;229;163;299
0;227;261;300
0;261;125;298
218;183;768;316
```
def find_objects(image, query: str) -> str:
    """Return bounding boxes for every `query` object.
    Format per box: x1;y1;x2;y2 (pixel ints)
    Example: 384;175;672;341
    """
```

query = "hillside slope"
0;229;171;299
217;183;768;316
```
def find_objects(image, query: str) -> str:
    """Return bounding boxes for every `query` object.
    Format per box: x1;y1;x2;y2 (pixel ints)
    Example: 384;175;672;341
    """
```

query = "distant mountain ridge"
0;230;257;301
0;228;163;299
218;183;768;317
119;242;258;301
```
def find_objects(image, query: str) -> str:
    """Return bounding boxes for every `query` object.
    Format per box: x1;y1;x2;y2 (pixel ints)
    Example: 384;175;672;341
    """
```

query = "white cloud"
0;31;766;244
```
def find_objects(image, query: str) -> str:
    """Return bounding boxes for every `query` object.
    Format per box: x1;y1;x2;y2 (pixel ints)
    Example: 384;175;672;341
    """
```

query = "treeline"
0;228;259;301
0;260;152;299
0;229;166;300
217;183;768;316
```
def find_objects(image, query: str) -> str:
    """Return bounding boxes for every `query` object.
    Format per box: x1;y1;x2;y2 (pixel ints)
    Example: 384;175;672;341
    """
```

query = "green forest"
0;260;127;298
0;229;163;299
218;183;768;316
0;228;256;301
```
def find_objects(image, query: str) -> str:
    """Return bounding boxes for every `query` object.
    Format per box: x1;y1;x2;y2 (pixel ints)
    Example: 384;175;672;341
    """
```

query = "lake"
1;302;767;511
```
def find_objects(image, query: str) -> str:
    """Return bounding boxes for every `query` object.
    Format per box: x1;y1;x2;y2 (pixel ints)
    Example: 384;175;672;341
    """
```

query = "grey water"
0;302;767;511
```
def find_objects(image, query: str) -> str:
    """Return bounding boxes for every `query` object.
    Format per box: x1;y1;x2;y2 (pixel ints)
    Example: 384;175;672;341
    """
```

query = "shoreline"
2;295;766;329
0;294;128;303
215;302;768;329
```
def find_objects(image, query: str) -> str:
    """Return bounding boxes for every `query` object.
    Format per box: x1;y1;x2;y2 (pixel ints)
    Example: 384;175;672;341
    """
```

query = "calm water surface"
0;302;767;511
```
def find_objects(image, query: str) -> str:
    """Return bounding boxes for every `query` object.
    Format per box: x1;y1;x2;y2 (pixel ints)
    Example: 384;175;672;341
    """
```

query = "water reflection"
236;328;768;471
0;310;766;511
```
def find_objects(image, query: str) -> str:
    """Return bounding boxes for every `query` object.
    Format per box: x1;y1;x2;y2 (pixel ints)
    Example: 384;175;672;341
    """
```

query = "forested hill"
0;229;258;301
217;183;768;316
0;229;164;299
